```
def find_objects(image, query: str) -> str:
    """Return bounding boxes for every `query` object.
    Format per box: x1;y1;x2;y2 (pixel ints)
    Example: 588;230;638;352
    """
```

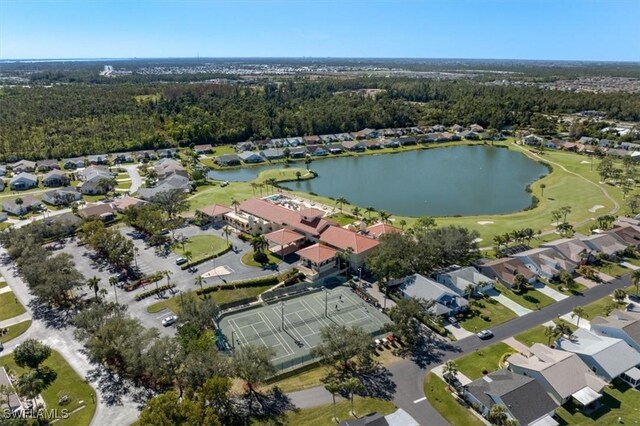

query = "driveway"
122;164;142;194
533;281;568;301
485;288;532;317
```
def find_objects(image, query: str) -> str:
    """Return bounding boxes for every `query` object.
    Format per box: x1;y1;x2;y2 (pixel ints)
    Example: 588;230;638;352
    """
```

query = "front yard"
581;285;635;319
454;342;514;380
0;320;32;343
494;283;555;310
459;297;518;332
514;319;577;347
424;373;484;426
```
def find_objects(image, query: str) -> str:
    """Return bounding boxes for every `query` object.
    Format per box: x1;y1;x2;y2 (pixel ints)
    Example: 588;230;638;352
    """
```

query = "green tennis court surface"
218;285;390;371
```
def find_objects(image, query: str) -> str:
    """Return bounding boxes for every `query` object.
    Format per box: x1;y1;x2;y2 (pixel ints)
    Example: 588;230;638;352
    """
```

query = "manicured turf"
494;283;555;310
328;212;358;226
0;320;32;343
278;396;397;426
0;291;27;321
147;284;275;314
0;281;6;289
424;373;484;426
454;342;514;380
174;234;228;263
581;286;634;319
241;250;281;268
514;319;577;347
596;261;628;279
555;379;640;424
0;350;96;426
459;298;518;332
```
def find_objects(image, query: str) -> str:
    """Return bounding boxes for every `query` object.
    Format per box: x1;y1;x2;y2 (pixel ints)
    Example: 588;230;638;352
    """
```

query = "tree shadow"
28;300;72;330
353;365;397;400
85;365;131;406
405;332;462;369
235;386;296;423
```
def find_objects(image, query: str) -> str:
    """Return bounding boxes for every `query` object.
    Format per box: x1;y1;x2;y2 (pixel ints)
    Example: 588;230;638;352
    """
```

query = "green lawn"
514;319;577;347
0;320;32;343
174;234;228;263
328;212;358;226
241;250;282;268
0;350;96;426
147;284;274;314
0;291;27;321
455;342;514;380
0;281;6;289
581;286;635;319
424;373;484;426
494;283;555;310
277;396;397;426
459;298;518;333
595;261;628;278
555;379;640;425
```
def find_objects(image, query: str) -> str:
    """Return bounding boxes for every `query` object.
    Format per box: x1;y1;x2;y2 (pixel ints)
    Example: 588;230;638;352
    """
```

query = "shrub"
253;251;268;263
180;245;232;270
135;284;176;301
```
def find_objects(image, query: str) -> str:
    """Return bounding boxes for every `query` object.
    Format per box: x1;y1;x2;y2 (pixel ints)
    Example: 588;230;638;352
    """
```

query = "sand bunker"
477;221;494;225
588;205;604;213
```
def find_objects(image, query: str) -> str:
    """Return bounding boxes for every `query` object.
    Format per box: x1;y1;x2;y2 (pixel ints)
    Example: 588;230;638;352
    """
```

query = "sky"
1;0;639;61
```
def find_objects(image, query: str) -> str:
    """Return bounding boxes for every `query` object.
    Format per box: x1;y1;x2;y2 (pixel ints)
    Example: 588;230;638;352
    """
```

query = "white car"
175;257;188;265
476;329;494;340
162;315;178;327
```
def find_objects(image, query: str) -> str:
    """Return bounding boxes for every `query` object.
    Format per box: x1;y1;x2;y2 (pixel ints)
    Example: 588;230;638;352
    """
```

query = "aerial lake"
207;146;549;216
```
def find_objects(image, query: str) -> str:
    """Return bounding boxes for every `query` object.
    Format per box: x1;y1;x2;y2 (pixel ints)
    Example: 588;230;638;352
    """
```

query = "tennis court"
218;285;390;371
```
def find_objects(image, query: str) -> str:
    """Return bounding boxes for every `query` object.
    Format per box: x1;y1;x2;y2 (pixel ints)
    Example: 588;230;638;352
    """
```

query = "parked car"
476;329;494;339
175;257;188;265
162;315;178;327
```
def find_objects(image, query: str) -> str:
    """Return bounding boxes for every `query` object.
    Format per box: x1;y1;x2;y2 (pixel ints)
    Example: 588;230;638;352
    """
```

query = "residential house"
470;124;484;133
3;195;41;216
138;174;191;200
363;140;383;150
260;148;286;160
511;247;577;280
78;166;114;195
507;344;607;408
235;142;255;152
36;159;60;172
42;170;69;187
434;266;495;297
269;138;287;148
523;135;544;146
0;165;6;177
556;328;640;385
154;158;188;180
215;154;241;166
289;147;307;158
41;187;81;206
296;243;339;279
451;124;464;133
10;160;36;173
112;196;148;213
286;137;303;146
196;204;232;225
334;133;353;142
87;154;108;165
399;136;417;146
303;135;321;145
606;148;630;158
591;310;640;353
382;139;400;148
77;203;116;221
578;137;598;145
458;130;479;140
9;173;38;190
326;144;344;154
238;151;264;163
390;274;468;317
621;142;640;151
541;237;594;265
306;145;329;156
319;134;338;144
463;369;558;426
62;157;85;170
606;225;640;249
475;257;537;288
133;150;158;162
352;128;378;139
341;141;366;152
254;140;271;150
337;408;418;426
158;148;178;158
319;225;379;268
581;233;627;259
430;124;446;132
112;152;135;163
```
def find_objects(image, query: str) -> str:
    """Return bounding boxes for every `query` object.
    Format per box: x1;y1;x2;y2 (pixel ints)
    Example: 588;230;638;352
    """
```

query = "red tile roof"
264;228;305;246
239;198;331;237
198;204;232;217
296;243;338;263
367;223;402;238
299;207;325;220
319;225;379;254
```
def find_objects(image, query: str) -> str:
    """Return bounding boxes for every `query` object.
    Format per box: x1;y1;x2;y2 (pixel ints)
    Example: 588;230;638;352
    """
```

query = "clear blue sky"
1;0;639;61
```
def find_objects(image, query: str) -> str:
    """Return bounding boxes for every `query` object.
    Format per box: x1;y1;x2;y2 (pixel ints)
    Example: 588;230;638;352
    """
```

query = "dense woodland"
1;77;639;160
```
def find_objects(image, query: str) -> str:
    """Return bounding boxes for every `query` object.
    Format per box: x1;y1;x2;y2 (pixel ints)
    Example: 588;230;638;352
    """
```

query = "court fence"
262;280;324;302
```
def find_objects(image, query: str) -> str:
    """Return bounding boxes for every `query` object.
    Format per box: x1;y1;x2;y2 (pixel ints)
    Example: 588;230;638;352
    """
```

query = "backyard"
454;342;514;380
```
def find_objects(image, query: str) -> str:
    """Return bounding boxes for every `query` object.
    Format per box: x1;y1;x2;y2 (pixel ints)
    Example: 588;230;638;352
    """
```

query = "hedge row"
125;273;163;292
195;268;299;296
179;245;232;270
135;284;176;301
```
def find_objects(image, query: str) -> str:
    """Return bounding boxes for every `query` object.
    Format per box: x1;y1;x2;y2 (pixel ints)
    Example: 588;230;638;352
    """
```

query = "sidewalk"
431;364;472;386
0;312;31;329
445;324;474;340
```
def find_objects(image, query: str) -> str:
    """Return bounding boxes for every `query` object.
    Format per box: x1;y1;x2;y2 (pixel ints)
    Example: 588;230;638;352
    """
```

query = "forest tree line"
1;77;639;160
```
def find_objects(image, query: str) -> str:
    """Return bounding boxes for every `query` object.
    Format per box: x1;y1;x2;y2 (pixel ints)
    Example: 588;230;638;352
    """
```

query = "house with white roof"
590;310;640;353
389;274;468;317
556;328;640;386
434;265;494;297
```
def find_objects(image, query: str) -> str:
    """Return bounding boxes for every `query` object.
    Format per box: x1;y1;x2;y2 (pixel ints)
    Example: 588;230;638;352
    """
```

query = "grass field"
147;284;274;313
459;298;518;332
581;285;634;319
0;291;27;321
0;320;32;343
455;342;514;380
0;350;96;426
328;212;358;226
494;283;556;310
514;319;577;347
241;250;281;268
424;373;485;426
174;234;228;263
596;261;629;278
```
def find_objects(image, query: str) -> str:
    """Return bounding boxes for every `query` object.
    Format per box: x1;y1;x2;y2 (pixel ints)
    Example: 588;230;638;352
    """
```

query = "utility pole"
231;330;235;352
325;289;328;317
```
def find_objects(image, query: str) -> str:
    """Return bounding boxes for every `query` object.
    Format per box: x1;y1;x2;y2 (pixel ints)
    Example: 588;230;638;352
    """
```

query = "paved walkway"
122;164;142;194
445;324;474;340
533;282;568;301
486;289;532;317
621;261;640;271
575;276;600;289
0;312;31;328
502;337;532;356
0;286;13;295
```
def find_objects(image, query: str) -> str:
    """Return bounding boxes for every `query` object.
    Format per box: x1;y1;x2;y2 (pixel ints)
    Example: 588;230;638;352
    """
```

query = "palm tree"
250;182;258;194
571;306;587;328
398;219;407;230
351;206;361;218
632;269;640;297
15;197;24;218
493;235;505;251
87;276;101;301
378;210;391;224
266;178;278;194
184;250;192;266
613;288;627;304
365;206;375;219
443;360;458;390
512;274;528;294
231;199;240;214
554;321;572;338
342;377;363;416
540;183;546;197
222;225;232;246
251;235;268;254
163;270;173;289
195;275;205;293
544;325;557;346
109;276;119;305
324;381;342;422
464;284;475;300
488;404;510;426
336;197;348;213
